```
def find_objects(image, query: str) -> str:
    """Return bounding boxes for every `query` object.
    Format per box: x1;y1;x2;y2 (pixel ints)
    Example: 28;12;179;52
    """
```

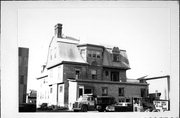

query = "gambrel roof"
46;36;87;69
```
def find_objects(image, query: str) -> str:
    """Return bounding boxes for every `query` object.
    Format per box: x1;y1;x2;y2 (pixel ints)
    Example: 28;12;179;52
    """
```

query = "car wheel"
81;105;88;112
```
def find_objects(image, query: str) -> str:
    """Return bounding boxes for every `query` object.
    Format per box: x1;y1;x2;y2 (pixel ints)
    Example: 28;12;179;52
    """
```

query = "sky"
18;6;171;91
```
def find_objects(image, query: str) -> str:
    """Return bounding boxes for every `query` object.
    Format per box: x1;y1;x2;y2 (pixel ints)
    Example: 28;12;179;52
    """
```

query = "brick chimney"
55;23;62;38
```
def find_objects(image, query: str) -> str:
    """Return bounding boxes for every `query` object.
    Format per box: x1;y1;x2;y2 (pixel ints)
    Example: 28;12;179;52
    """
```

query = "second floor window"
111;71;119;81
75;70;80;79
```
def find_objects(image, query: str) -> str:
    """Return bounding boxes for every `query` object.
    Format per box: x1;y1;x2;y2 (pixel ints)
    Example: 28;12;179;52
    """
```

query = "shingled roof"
57;39;86;63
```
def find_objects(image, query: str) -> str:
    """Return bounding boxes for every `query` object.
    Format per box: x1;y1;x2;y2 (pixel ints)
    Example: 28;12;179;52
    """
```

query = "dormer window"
112;47;120;62
113;54;120;62
93;53;96;58
96;52;101;58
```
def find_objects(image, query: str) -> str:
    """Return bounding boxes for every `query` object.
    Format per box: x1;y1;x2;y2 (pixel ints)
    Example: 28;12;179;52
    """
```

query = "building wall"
78;82;148;102
68;81;78;109
57;84;65;106
19;47;29;105
48;65;63;85
36;77;49;108
63;64;87;80
63;64;87;107
49;84;57;106
102;68;127;82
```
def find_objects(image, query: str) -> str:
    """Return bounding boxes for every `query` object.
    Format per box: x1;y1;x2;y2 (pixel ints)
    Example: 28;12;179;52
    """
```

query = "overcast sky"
18;5;171;90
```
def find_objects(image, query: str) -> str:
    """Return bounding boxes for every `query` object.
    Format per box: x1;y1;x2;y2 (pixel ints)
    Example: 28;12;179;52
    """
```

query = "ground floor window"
50;87;53;94
102;87;108;96
78;86;94;97
79;88;83;97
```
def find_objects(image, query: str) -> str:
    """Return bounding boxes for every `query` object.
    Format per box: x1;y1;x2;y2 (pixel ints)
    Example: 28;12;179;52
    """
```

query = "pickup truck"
72;94;116;112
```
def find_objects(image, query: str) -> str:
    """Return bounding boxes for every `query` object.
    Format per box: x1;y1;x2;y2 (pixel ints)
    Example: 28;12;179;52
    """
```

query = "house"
36;24;149;109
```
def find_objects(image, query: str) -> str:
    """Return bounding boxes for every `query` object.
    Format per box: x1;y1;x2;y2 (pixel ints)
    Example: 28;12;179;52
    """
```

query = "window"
84;89;92;94
91;70;97;79
50;87;53;94
119;88;124;96
111;71;119;81
105;71;109;76
96;52;101;58
93;53;96;58
79;88;83;97
75;70;80;79
59;86;63;93
88;50;92;57
102;87;108;96
113;54;120;62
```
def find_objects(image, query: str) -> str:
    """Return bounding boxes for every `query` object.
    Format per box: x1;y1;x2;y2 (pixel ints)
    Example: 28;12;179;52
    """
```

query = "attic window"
112;47;120;62
113;54;120;62
96;52;101;58
93;53;96;58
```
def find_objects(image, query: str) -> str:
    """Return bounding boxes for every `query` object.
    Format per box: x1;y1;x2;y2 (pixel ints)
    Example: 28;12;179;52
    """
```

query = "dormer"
112;47;120;62
77;44;104;66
